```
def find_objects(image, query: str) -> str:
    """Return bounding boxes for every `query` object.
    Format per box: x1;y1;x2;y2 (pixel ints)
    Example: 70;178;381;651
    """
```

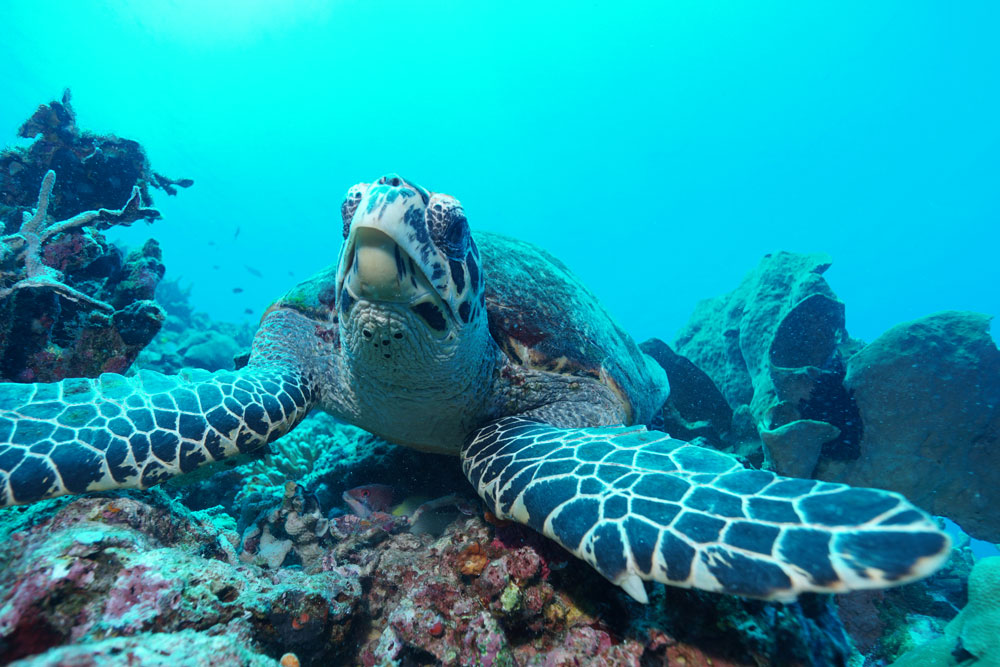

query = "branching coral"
0;169;159;309
1;90;191;233
238;414;367;499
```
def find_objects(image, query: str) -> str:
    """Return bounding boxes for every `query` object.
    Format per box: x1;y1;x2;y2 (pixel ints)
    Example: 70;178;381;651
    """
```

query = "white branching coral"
0;169;159;308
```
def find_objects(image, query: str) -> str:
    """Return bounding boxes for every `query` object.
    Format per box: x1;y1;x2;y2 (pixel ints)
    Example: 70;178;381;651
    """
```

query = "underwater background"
2;0;997;343
2;2;1000;666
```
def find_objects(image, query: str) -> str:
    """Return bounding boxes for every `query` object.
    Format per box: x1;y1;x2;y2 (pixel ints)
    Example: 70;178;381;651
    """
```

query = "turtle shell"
477;231;669;426
267;263;338;324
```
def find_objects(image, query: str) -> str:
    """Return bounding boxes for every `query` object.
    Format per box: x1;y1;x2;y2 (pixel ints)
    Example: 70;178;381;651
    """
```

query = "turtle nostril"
362;330;372;339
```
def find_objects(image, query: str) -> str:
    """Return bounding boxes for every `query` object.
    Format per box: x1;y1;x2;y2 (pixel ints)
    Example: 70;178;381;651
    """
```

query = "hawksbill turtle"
0;174;950;603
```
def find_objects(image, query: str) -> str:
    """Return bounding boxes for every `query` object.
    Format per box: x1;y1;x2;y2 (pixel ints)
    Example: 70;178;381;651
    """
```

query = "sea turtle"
0;174;950;603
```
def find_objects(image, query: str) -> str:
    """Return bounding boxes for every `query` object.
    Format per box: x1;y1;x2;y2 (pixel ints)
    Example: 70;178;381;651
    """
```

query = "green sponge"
892;557;1000;667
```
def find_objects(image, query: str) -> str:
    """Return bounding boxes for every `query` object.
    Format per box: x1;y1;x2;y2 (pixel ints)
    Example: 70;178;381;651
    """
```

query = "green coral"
892;557;1000;667
237;412;378;499
500;584;522;613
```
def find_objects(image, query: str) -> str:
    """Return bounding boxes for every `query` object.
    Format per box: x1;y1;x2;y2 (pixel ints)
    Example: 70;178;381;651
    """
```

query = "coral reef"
0;417;871;666
165;411;471;523
8;630;277;667
0;103;992;664
236;415;387;504
0;90;190;233
0;171;166;381
135;278;255;374
232;476;855;666
0;92;190;382
0;490;362;666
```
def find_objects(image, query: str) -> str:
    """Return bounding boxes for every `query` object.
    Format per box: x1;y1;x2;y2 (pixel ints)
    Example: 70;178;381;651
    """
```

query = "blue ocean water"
2;1;997;345
2;6;1000;662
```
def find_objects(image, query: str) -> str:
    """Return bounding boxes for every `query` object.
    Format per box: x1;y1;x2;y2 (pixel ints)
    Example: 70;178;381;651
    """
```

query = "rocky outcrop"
0;92;191;382
818;311;1000;541
0;490;362;665
640;337;733;447
0;426;859;667
669;252;999;541
673;251;862;472
0;90;190;234
0;172;166;381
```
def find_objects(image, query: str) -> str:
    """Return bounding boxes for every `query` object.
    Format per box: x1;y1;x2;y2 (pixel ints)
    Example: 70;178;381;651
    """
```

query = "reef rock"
818;311;1000;542
0;415;886;667
355;513;852;666
8;629;276;667
0;172;166;381
671;253;999;540
0;90;190;234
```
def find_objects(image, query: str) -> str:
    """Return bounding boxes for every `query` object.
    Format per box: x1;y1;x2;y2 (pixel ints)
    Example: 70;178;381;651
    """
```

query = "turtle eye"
431;208;469;260
427;194;469;258
341;183;369;239
442;214;469;257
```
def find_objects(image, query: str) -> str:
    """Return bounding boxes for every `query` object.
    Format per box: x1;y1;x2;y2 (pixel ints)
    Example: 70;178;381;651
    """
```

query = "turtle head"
335;174;487;365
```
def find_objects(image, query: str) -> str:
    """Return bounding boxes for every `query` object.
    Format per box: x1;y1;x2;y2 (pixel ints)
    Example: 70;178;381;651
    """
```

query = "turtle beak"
347;227;433;303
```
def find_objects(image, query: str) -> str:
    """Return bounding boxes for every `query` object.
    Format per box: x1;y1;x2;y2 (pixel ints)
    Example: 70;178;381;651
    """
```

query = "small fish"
232;287;244;294
233;225;241;240
343;484;395;518
243;308;254;315
208;240;216;246
244;265;262;278
212;265;220;270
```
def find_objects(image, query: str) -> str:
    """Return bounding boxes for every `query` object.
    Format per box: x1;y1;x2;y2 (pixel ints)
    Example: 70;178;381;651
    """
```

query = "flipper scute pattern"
0;368;312;506
0;310;318;507
462;416;951;603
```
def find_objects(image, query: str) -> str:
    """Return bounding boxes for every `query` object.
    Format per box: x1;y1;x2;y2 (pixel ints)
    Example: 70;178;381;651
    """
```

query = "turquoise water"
1;0;997;343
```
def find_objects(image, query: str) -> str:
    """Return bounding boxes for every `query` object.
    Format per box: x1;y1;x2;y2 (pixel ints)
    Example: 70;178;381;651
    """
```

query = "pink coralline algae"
0;477;963;665
101;563;184;633
0;490;362;665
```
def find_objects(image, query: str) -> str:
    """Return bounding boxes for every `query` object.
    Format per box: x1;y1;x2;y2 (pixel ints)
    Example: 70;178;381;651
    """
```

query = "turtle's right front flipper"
0;310;319;507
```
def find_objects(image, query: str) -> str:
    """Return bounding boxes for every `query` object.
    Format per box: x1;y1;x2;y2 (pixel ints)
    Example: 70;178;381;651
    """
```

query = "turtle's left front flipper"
462;416;951;603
